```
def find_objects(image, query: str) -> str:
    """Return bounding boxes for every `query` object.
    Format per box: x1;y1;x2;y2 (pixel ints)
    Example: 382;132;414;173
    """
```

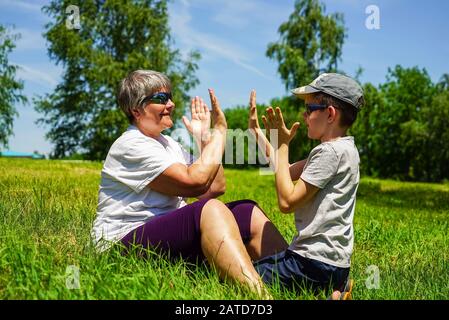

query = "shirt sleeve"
300;143;339;189
105;137;177;194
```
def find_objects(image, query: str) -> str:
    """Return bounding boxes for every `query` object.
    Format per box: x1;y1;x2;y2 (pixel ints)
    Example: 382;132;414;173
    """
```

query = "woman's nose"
167;100;175;108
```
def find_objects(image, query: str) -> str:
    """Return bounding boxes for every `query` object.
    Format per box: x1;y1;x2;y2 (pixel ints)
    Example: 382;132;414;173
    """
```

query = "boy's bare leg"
245;206;289;261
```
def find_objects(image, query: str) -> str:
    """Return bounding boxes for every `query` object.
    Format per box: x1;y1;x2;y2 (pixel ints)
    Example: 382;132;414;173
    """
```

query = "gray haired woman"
91;70;288;297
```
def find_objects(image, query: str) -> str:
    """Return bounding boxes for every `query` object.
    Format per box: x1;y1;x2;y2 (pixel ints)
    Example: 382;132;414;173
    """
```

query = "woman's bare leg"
245;206;289;261
200;199;269;297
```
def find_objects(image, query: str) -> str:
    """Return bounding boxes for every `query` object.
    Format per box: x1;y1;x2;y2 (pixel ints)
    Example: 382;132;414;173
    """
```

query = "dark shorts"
253;249;350;292
120;198;258;262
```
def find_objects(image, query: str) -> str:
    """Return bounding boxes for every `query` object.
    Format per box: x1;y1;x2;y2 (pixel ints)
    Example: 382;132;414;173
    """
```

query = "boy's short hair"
314;92;362;128
291;73;365;128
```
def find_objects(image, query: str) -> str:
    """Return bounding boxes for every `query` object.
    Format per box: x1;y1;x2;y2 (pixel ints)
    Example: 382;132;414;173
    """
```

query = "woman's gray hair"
117;70;172;123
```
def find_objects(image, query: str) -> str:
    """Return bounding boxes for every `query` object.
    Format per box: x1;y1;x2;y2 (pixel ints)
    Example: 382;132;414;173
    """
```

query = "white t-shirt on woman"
91;125;194;252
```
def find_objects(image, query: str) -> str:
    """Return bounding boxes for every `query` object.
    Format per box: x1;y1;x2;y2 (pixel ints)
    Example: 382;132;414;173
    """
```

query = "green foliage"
223;106;256;168
0;25;27;148
351;65;449;182
34;0;200;160
266;0;346;89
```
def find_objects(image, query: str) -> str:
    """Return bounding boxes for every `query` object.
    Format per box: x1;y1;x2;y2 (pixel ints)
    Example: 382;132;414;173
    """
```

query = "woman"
91;70;287;297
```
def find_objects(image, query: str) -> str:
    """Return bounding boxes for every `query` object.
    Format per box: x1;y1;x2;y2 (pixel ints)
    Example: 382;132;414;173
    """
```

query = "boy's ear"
327;105;338;123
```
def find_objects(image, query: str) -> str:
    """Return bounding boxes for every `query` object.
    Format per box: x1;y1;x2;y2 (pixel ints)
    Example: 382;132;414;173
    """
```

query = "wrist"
277;143;289;152
213;125;227;135
201;131;211;144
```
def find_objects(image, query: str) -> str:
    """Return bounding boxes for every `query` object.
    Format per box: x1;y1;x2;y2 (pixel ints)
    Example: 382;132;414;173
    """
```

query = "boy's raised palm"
262;107;300;146
248;90;260;132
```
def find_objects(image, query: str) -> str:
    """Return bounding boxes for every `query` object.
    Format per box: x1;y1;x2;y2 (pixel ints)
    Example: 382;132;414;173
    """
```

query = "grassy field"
0;158;448;300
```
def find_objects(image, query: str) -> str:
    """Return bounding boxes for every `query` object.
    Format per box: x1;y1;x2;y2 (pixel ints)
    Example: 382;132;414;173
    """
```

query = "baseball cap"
291;73;364;109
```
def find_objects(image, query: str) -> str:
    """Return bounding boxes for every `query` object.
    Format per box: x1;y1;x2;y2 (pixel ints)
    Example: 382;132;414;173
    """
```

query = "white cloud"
14;28;46;51
169;1;273;80
15;63;61;88
190;0;291;31
0;0;43;13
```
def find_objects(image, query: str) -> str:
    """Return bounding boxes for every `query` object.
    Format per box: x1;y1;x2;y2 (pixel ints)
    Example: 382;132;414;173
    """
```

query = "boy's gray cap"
291;73;364;109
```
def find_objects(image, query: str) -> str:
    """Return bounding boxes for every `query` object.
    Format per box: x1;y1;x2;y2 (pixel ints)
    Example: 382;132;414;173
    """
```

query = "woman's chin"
162;119;174;129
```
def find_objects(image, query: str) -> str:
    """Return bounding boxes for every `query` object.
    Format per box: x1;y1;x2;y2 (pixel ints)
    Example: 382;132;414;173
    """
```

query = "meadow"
0;158;448;299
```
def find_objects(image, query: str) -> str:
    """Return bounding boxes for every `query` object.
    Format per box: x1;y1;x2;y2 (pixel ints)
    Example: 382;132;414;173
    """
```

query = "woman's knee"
201;198;233;220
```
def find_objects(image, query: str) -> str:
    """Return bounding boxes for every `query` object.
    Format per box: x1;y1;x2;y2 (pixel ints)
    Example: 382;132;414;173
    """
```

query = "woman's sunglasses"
140;92;172;106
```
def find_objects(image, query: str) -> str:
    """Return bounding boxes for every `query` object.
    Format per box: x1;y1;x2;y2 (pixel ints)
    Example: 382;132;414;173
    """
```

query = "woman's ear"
131;108;141;121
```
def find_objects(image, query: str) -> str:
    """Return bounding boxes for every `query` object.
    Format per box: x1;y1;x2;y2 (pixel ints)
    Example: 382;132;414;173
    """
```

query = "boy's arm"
276;145;320;213
262;106;319;213
289;159;307;181
248;90;278;166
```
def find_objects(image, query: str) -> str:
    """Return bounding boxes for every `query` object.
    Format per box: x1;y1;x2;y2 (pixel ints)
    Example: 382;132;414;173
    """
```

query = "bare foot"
330;290;342;300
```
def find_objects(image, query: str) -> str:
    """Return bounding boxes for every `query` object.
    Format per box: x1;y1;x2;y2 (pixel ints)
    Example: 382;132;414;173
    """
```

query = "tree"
350;82;386;177
35;0;200;160
424;90;449;181
437;73;449;91
378;66;436;180
266;0;346;90
351;66;449;182
0;25;27;148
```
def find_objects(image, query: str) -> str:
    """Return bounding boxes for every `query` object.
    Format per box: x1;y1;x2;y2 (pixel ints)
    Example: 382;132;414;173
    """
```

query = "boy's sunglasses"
305;103;328;115
140;92;172;106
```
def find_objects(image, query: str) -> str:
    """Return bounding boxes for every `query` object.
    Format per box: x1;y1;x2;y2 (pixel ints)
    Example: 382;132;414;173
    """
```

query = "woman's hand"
262;107;300;147
182;96;211;143
208;89;227;132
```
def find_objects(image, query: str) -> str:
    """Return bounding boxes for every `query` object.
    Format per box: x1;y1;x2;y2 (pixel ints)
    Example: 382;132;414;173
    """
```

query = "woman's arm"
197;164;226;199
195;133;226;199
148;89;227;197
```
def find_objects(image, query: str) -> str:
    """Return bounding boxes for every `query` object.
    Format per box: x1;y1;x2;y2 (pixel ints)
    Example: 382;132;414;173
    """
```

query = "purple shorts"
120;198;258;261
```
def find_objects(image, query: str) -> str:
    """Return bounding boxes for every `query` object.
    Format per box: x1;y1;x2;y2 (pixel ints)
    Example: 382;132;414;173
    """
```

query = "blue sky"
1;0;449;156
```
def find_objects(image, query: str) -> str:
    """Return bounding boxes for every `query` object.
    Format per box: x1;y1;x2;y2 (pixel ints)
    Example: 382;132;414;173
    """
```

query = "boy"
249;73;364;299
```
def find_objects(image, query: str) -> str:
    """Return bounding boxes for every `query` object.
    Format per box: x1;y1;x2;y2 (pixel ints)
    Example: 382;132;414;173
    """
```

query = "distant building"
0;151;45;159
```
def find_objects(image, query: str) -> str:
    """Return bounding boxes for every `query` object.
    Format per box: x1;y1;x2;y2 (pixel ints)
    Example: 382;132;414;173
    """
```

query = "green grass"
0;158;448;299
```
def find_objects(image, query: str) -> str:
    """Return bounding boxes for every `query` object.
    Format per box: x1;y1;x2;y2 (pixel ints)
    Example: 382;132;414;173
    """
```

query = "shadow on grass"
357;180;449;211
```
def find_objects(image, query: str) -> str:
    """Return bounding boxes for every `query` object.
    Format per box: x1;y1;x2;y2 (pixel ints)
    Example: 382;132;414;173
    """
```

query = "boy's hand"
248;90;260;132
248;90;273;157
262;107;300;146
